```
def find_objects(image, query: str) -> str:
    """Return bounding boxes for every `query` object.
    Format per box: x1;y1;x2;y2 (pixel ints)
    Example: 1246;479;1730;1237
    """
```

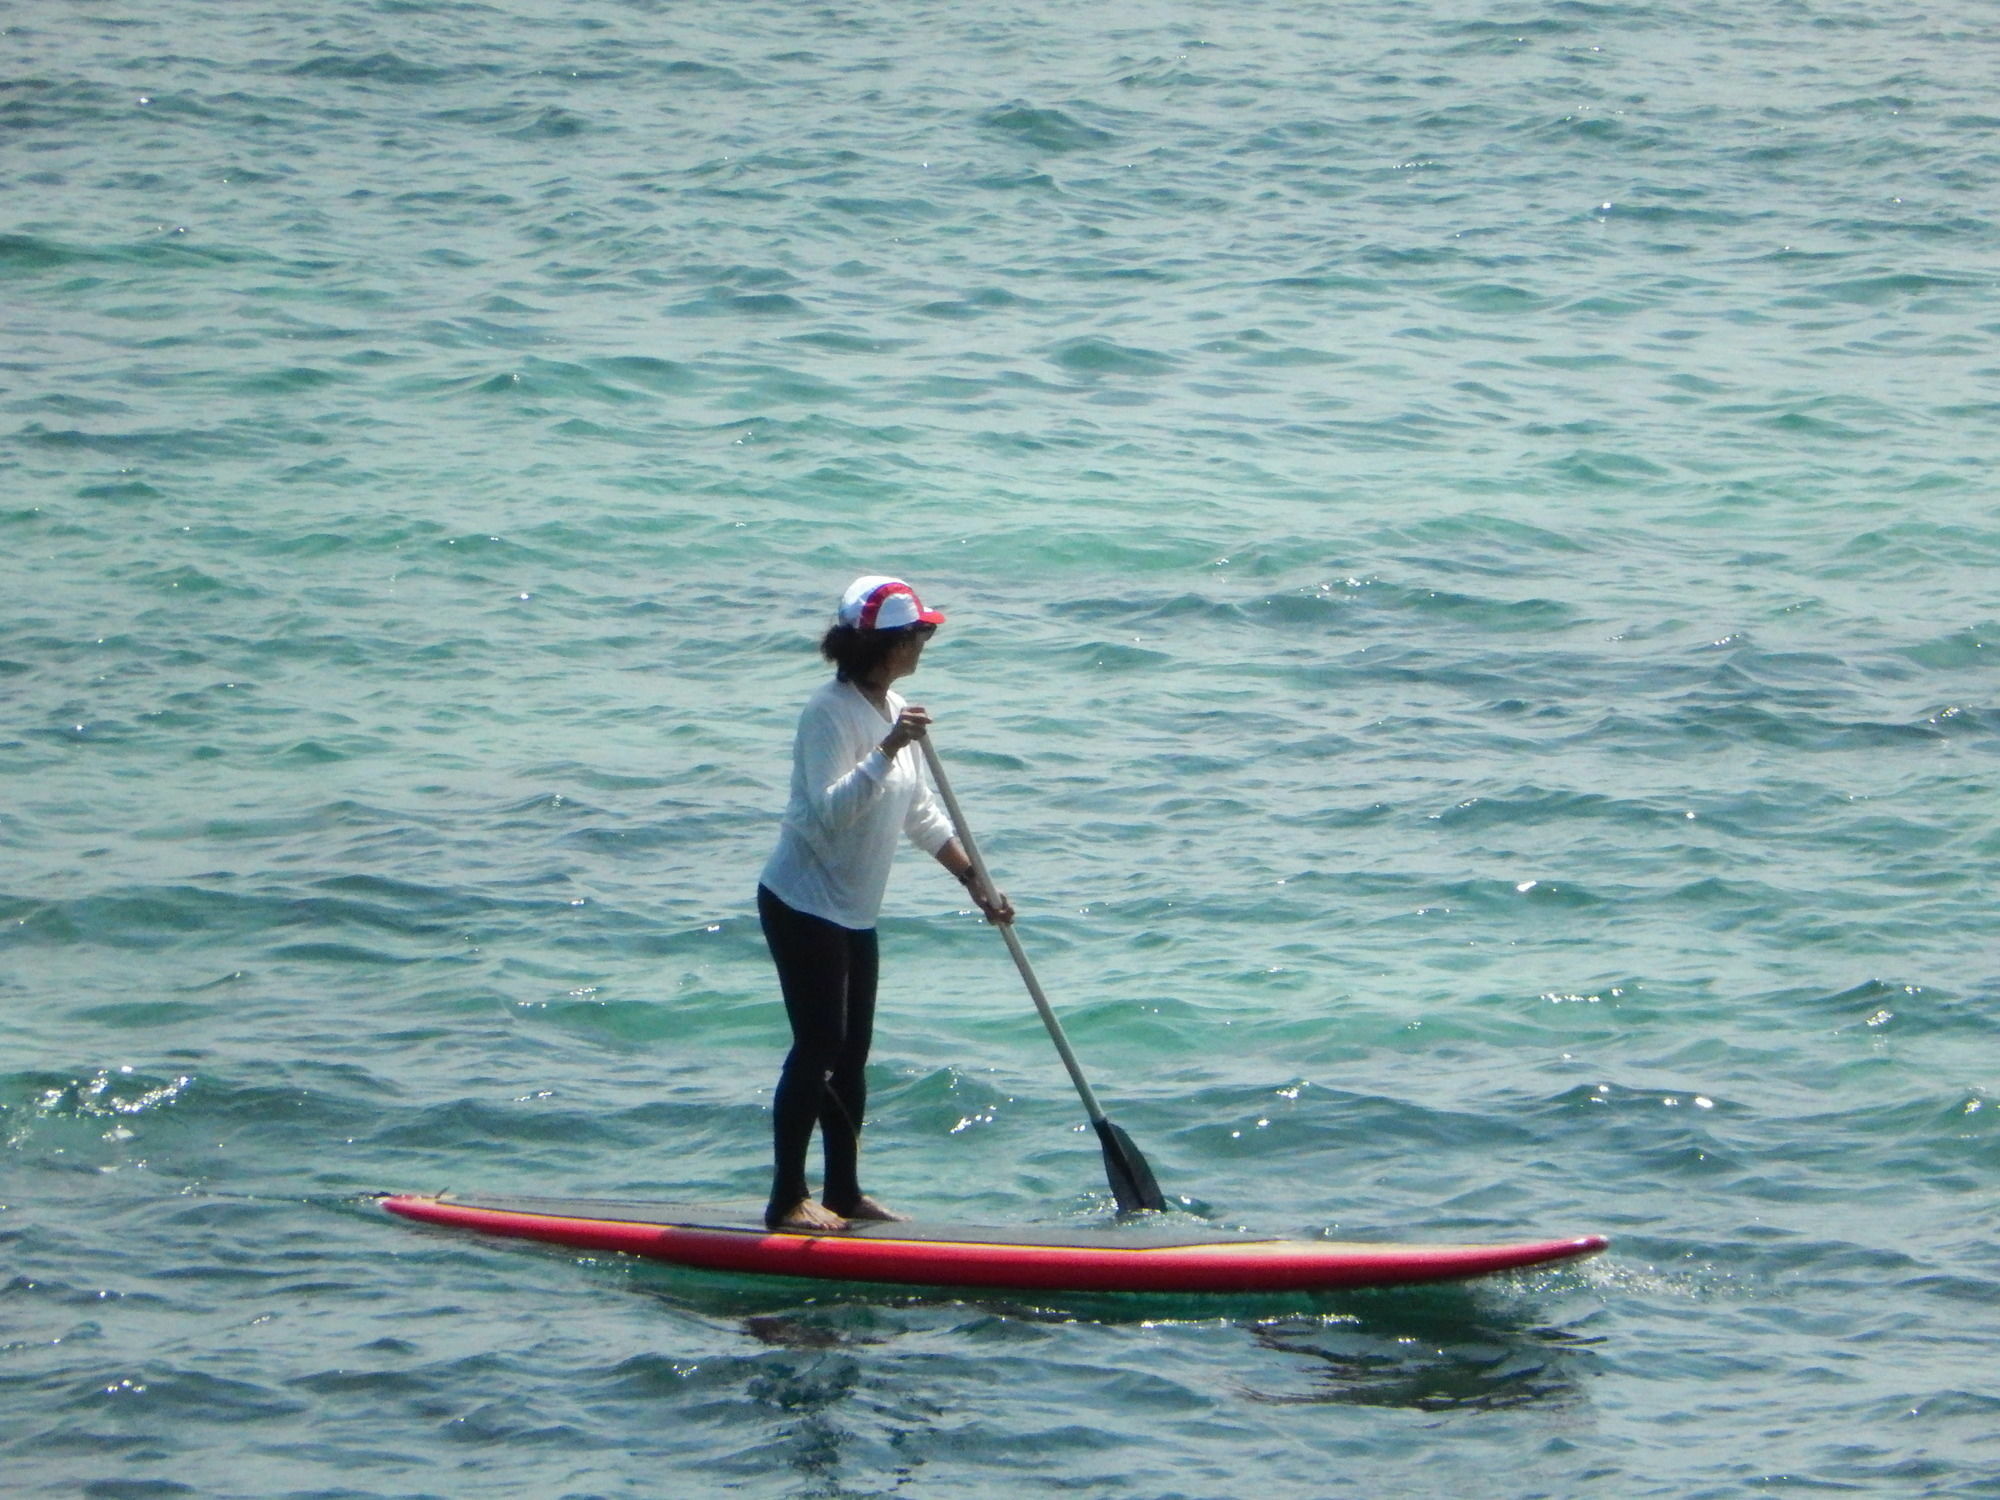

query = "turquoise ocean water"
4;0;1997;1494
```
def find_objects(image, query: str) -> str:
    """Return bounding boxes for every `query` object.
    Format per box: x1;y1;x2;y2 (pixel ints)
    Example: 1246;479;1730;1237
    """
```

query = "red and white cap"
837;575;946;631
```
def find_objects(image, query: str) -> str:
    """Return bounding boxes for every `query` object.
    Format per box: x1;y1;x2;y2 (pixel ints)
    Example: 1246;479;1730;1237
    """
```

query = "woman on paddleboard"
758;575;1013;1232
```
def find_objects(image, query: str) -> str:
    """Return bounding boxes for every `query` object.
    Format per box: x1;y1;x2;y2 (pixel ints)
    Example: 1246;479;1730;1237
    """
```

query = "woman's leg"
759;886;862;1228
817;924;878;1213
820;926;904;1221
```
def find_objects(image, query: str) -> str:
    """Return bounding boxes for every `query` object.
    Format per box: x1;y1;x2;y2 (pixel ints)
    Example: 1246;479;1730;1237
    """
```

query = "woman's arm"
900;718;1010;922
796;699;898;830
934;837;1015;925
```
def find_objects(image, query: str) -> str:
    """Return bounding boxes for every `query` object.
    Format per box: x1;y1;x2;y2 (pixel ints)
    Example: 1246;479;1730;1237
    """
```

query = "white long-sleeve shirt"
759;677;956;929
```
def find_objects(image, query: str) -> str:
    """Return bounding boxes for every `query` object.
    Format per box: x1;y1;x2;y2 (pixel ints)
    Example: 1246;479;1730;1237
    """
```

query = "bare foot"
830;1195;909;1223
767;1198;848;1233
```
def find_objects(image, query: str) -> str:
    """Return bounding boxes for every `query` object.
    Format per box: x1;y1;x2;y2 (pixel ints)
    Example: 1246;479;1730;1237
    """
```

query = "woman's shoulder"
800;676;865;724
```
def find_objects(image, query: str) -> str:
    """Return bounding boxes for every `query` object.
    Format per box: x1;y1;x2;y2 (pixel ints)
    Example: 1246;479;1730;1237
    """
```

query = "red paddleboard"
381;1193;1607;1293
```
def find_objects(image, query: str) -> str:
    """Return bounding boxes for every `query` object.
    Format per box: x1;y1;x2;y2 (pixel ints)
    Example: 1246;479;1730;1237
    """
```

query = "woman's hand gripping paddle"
919;735;1168;1215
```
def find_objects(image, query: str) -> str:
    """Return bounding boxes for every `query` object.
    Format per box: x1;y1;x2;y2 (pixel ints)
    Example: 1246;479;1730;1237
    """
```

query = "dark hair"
821;623;931;681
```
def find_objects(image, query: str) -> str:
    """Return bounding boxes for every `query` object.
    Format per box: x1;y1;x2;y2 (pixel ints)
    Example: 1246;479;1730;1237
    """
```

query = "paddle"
918;735;1168;1215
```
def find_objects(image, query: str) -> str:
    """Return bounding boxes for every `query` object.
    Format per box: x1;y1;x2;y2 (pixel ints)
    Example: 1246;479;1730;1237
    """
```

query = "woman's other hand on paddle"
938;838;1013;925
881;703;932;755
971;883;1015;926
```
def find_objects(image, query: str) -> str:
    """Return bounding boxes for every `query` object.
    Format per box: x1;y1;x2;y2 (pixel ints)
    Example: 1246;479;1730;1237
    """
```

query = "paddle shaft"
917;736;1110;1126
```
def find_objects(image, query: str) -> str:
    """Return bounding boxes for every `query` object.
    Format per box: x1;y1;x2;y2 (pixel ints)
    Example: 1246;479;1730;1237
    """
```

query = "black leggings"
758;884;880;1225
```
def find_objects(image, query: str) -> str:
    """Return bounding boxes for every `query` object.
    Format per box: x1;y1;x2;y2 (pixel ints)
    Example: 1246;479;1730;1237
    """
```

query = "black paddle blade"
1093;1118;1167;1214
